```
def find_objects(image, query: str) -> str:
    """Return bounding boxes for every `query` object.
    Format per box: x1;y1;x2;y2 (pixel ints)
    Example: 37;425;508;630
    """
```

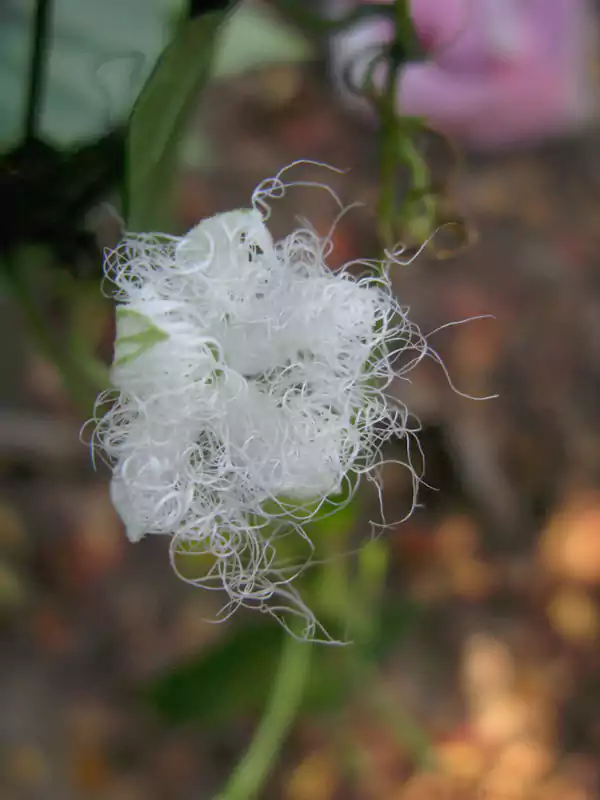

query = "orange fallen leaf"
540;492;600;585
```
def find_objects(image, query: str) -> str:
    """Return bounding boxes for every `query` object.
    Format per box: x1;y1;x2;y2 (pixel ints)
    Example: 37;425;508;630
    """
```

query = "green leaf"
212;3;312;80
142;619;339;726
127;7;234;232
142;622;284;725
127;1;314;228
366;598;421;660
143;597;419;726
0;0;184;151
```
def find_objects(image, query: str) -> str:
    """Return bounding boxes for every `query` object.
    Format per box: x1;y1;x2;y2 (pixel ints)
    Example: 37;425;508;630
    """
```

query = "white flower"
94;166;432;640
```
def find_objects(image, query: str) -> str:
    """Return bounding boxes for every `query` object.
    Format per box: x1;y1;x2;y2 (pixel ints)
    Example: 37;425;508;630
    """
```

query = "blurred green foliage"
143;593;419;726
4;3;437;795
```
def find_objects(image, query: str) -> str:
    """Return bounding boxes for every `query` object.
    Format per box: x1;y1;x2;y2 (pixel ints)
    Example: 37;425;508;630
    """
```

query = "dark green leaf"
127;6;234;232
190;0;233;16
366;598;421;660
211;3;312;80
142;621;283;725
1;133;123;273
143;596;419;726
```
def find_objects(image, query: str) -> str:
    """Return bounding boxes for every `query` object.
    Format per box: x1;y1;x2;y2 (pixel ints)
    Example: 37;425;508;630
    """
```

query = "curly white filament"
94;172;436;641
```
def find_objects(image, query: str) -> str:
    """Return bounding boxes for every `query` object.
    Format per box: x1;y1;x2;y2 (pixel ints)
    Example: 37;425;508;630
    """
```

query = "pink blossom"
330;0;596;149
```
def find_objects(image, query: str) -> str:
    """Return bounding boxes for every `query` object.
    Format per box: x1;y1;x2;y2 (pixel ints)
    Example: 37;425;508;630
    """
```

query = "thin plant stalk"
216;634;311;800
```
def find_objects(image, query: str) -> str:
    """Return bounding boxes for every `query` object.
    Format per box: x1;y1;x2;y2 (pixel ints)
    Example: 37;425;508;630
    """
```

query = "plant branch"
25;0;53;141
216;635;311;800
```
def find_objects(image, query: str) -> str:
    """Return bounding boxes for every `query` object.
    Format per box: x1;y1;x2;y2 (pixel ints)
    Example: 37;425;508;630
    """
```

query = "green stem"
377;0;414;247
377;58;400;249
352;541;432;770
25;0;53;141
394;0;415;50
216;635;312;800
378;0;433;250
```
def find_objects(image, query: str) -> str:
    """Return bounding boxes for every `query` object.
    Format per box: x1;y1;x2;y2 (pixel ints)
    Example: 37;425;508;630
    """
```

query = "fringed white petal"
94;185;430;641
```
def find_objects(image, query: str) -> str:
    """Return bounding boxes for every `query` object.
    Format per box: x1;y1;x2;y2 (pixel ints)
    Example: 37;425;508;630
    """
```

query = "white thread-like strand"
93;170;447;641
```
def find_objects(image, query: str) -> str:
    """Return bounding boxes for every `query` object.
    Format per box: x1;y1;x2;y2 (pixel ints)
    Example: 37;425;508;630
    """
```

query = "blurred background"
2;1;600;797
